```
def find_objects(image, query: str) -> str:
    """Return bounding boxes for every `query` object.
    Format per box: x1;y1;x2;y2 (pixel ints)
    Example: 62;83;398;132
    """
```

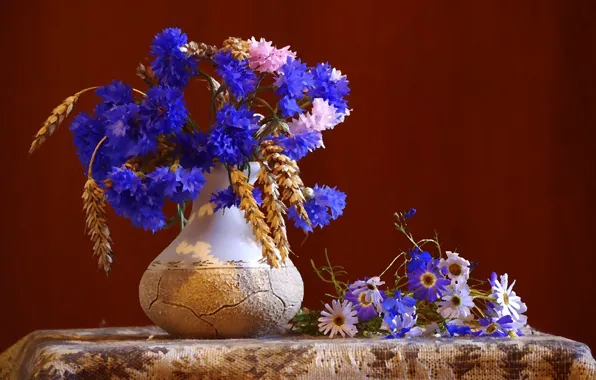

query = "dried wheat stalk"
29;87;97;154
210;77;229;110
82;177;114;275
230;167;281;268
258;161;290;262
81;136;114;275
221;37;250;60
136;63;156;87
261;141;312;227
180;41;218;59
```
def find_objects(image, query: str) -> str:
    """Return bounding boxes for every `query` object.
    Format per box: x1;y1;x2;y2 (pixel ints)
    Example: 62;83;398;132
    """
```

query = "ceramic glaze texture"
139;163;304;338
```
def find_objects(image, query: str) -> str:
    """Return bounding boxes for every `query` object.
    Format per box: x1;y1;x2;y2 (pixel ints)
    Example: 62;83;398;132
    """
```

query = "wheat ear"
29;87;98;154
30;87;146;155
261;141;312;227
222;37;250;60
229;167;281;268
258;161;290;262
82;136;114;275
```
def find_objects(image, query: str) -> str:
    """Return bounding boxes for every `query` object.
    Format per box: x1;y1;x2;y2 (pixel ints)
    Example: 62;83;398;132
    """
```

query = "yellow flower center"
451;295;462;307
448;263;462;276
366;283;377;290
421;273;436;288
333;315;345;326
486;324;497;334
503;292;510;305
358;292;372;306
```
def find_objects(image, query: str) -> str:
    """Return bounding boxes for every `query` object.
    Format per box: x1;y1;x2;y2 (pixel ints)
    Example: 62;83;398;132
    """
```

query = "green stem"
399;228;421;250
433;230;443;257
378;252;405;278
177;203;187;231
187;117;200;131
196;70;216;125
255;85;274;92
253;97;277;116
324;250;342;296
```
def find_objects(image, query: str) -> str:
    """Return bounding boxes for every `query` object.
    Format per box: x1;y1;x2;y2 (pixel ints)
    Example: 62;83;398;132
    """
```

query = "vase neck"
191;162;261;213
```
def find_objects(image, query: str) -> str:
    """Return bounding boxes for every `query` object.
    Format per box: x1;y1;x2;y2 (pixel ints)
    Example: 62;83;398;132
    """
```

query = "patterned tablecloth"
1;326;594;379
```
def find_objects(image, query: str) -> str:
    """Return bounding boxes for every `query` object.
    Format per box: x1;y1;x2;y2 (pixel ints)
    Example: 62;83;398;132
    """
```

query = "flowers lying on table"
29;29;350;273
291;209;528;339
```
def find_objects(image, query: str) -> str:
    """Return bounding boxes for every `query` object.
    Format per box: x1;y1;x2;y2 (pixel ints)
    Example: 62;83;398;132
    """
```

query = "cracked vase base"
139;264;304;338
138;163;304;338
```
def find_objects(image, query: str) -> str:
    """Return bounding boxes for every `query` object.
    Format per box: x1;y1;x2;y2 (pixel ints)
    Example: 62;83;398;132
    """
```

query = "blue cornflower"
383;313;418;339
95;81;133;113
105;167;166;232
103;103;157;156
213;51;257;99
176;131;214;172
276;131;323;161
210;185;262;212
139;86;187;136
381;291;420;339
146;166;178;196
70;112;133;182
253;187;263;206
171;167;206;203
210;186;238;212
278;96;302;118
275;58;313;117
407;261;451;302
407;247;433;272
147;166;206;204
404;208;417;219
207;105;258;166
308;62;350;113
382;291;417;317
70;112;107;174
445;322;472;337
150;28;197;88
288;184;346;232
275;58;314;99
474;316;514;337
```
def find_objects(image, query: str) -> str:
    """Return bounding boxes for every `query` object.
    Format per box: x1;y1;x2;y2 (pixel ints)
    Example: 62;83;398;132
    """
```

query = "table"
1;326;594;379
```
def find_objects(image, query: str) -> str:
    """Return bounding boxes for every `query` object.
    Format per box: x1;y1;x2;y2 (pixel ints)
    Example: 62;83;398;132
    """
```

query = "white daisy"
486;292;528;331
439;251;470;284
318;300;358;338
512;302;528;330
437;284;475;319
489;272;525;321
348;277;385;311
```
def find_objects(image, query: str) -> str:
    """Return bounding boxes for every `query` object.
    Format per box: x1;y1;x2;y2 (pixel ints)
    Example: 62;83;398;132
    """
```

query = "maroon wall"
1;1;595;352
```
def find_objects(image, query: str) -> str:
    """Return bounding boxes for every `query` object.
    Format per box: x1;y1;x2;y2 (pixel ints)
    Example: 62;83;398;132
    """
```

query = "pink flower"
288;98;340;136
288;113;315;135
248;37;296;73
310;98;340;131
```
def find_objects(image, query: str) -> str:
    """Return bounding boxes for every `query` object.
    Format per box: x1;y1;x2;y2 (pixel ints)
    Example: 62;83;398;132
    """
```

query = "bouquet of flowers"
291;209;528;339
29;28;350;274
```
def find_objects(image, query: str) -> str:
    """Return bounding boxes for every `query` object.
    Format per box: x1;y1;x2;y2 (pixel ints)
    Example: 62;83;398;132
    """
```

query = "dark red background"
1;1;595;352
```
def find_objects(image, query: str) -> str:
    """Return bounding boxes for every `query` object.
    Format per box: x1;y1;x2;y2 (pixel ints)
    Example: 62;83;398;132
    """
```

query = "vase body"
139;163;304;338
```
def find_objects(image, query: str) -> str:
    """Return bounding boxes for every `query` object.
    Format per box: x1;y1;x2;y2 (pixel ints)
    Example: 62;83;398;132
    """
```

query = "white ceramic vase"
139;163;304;338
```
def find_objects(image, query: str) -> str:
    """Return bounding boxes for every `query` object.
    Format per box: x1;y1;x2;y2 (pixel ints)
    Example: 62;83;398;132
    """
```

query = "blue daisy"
474;315;514;338
407;261;451;302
